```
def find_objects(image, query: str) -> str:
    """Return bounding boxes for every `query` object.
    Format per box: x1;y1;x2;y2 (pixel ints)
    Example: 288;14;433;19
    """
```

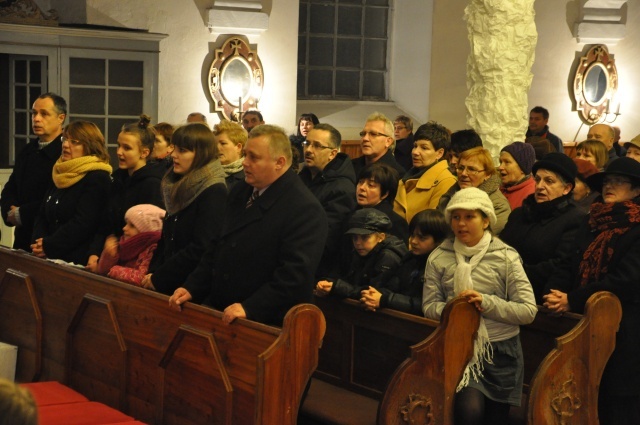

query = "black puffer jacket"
501;193;586;302
330;234;407;299
376;252;428;316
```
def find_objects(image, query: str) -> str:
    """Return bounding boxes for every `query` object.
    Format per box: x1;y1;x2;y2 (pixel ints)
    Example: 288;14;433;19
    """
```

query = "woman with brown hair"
31;120;112;265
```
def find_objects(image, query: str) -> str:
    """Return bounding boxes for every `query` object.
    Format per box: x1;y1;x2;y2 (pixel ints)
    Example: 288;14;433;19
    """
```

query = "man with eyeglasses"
393;115;414;171
299;123;356;278
352;112;405;180
1;92;66;251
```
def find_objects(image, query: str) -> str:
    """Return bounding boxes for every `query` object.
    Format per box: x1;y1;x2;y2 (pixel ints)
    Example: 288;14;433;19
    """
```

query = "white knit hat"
444;187;497;231
125;204;166;233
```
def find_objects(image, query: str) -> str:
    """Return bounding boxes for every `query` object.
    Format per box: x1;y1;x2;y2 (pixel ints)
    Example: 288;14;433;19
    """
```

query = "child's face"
122;220;140;240
409;230;437;256
351;233;384;257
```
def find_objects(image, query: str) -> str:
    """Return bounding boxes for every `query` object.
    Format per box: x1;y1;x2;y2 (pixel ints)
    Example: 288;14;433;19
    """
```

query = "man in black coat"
298;123;356;278
1;93;66;251
169;125;328;326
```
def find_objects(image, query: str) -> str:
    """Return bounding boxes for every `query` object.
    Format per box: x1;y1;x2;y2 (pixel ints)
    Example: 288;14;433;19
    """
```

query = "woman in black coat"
501;153;586;302
544;158;640;425
142;123;227;295
31;121;112;265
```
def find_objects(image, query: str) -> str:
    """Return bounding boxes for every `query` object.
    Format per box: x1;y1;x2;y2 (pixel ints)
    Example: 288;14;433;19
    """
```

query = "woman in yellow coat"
394;121;457;223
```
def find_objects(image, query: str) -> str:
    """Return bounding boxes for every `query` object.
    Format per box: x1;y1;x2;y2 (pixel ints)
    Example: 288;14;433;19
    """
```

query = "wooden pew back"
0;248;325;425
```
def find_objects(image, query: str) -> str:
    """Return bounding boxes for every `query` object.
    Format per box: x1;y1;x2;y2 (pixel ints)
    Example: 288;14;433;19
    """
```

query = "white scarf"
453;230;493;392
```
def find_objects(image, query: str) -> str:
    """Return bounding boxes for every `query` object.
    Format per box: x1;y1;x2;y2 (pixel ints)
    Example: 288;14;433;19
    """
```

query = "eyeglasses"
61;136;82;146
359;130;391;139
302;140;334;151
456;165;485;176
394;126;406;131
603;177;631;187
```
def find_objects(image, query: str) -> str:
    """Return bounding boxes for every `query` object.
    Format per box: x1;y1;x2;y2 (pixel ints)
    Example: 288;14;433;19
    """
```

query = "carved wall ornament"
399;393;434;424
208;36;264;121
550;375;583;425
0;0;58;26
573;44;619;124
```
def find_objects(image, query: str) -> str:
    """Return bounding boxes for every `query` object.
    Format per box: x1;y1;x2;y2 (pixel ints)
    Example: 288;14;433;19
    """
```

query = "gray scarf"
162;159;226;214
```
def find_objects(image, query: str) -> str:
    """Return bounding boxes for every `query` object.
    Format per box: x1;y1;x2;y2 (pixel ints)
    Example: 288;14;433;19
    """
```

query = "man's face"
31;97;65;143
360;120;393;161
394;121;411;140
242;135;280;189
304;129;336;173
242;113;264;133
528;112;548;133
587;124;615;150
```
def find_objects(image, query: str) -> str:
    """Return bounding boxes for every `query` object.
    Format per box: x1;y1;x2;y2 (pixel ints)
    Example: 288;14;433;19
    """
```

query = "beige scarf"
52;156;112;189
453;230;494;392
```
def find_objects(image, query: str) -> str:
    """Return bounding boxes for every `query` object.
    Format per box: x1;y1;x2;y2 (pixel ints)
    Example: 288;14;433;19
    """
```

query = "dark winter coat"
330;235;407;300
351;149;406;180
1;136;62;250
376;252;428;316
32;170;111;265
183;168;328;326
501;193;586;302
393;133;414;172
299;153;357;278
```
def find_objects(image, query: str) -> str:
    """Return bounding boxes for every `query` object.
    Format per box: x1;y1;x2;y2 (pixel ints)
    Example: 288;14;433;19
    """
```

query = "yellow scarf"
52;156;112;189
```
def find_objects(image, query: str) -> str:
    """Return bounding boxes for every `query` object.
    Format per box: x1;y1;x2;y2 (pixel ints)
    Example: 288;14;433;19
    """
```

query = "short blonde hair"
249;124;292;165
577;139;608;169
459;146;496;176
213;120;248;152
366;112;394;141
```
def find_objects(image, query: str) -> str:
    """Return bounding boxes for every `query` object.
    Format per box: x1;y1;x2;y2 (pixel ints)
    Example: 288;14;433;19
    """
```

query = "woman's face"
457;157;489;189
533;169;572;203
601;174;640;203
299;119;314;137
215;132;242;165
153;134;173;159
61;134;86;162
117;132;148;174
626;145;640;162
412;139;443;169
573;178;591;202
497;151;525;186
409;231;437;256
171;146;195;175
356;178;387;207
450;208;489;247
576;149;598;168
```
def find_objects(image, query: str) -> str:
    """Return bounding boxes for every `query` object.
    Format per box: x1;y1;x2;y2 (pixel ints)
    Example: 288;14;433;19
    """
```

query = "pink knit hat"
125;204;165;233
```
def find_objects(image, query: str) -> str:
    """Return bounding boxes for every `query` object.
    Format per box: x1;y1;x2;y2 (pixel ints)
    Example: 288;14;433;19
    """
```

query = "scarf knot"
52;156;112;188
162;160;226;214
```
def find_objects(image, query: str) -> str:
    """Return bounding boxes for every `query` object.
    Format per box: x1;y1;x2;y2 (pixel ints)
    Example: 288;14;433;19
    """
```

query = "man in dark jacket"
393;115;414;171
525;106;563;154
299;123;356;278
1;93;66;251
352;112;406;179
169;125;328;326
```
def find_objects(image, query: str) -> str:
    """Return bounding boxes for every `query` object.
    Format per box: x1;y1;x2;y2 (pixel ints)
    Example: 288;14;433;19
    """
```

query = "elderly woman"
498;142;536;210
424;188;536;424
576;139;608;171
544;157;640;425
438;146;511;234
500;153;586;302
213;120;247;190
394;121;456;223
31;121;112;265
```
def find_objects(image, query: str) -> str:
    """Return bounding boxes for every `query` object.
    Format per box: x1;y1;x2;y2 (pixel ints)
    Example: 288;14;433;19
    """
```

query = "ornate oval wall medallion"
573;45;618;124
208;36;264;121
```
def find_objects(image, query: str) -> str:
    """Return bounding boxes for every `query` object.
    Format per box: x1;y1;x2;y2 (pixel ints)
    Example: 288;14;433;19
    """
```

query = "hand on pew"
85;255;99;273
542;289;570;314
360;286;381;311
31;238;46;258
169;287;192;311
459;289;484;312
140;273;155;290
223;303;246;324
315;280;333;296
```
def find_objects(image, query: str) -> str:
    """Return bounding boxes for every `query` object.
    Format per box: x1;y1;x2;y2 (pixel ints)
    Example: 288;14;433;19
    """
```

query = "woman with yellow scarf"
31;121;112;265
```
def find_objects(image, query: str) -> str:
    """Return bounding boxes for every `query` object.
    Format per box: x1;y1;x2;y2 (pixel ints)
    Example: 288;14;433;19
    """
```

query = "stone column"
464;0;537;158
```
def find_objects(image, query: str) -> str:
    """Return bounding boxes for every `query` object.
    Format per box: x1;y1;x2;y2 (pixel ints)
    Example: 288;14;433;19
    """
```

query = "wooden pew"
300;295;480;425
302;291;621;425
0;247;325;425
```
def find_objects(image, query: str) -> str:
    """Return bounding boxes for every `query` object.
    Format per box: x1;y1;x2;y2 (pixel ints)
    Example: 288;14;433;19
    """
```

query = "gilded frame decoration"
208;36;264;121
573;45;618;124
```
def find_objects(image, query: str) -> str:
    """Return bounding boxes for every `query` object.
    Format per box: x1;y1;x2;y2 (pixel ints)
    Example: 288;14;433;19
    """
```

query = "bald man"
587;123;618;166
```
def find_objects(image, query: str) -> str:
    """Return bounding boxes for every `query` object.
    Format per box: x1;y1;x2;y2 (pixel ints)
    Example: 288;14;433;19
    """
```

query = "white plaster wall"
53;0;299;130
